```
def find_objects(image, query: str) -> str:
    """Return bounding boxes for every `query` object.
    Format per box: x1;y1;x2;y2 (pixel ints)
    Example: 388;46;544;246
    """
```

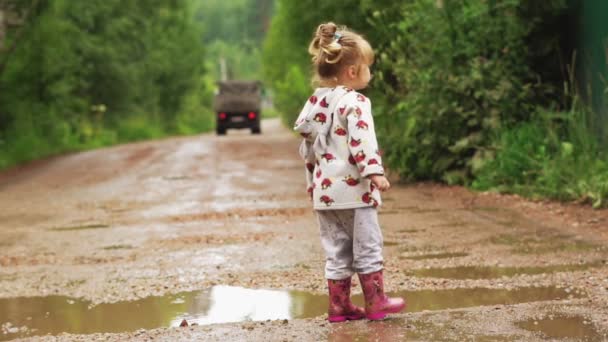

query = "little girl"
294;22;405;322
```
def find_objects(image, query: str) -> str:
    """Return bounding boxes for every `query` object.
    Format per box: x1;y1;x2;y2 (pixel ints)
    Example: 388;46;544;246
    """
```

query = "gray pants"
316;207;384;280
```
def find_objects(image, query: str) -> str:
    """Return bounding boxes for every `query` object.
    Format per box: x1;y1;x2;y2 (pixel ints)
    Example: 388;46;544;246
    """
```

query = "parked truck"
213;80;262;135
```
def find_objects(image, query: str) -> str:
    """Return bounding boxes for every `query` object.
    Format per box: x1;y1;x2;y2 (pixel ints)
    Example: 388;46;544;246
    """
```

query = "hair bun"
309;22;343;64
316;22;337;45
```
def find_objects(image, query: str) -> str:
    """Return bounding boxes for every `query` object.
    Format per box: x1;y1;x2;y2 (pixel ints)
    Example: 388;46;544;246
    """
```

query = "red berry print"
306;162;314;173
368;158;379;165
316;169;322;178
348;154;357;165
343;175;360;186
357;94;366;102
339;106;347;115
356;120;369;130
309;95;318;104
322;153;335;162
334;126;347;136
321;178;332;189
320;195;335;206
355;107;363;117
320;97;329;108
362;192;378;207
314;113;327;124
350;138;361;147
354;151;366;163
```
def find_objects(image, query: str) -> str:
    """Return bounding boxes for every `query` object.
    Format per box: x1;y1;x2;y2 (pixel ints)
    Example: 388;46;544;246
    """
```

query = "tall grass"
473;107;608;208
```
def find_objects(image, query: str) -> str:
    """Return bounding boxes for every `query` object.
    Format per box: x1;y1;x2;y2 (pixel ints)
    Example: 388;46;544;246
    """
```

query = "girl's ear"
347;65;357;80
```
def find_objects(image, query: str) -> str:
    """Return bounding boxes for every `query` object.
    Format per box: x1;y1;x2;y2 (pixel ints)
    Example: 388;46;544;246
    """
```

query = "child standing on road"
294;22;405;322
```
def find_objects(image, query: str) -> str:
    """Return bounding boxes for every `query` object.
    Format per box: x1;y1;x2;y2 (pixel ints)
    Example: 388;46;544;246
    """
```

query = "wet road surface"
0;119;607;341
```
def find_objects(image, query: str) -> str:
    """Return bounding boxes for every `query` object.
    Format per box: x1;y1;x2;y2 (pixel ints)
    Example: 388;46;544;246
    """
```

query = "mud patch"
408;263;601;280
0;233;24;248
155;232;277;247
0;285;581;340
50;224;110;232
169;207;310;223
517;315;603;341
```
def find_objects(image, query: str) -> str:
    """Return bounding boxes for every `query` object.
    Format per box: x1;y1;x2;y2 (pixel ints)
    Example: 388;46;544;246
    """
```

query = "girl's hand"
369;175;390;192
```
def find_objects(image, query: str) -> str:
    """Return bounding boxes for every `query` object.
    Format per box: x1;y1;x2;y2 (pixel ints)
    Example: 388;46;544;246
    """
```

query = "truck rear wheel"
217;127;226;135
251;126;261;134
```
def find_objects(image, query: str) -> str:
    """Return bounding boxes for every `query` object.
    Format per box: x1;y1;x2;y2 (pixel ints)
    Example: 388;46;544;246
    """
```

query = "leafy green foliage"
473;109;608;208
369;0;569;182
0;0;211;170
262;0;607;207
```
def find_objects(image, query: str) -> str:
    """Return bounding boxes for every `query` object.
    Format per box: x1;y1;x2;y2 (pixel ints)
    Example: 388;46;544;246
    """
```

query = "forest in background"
262;0;608;207
1;0;606;207
0;0;271;170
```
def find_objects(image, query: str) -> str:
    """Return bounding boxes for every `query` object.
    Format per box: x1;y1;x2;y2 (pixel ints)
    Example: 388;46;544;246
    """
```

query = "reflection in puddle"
490;233;600;254
518;315;604;341
408;263;600;279
0;285;583;340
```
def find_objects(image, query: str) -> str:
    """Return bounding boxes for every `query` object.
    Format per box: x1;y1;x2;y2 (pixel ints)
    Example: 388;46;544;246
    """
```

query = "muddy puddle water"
518;315;605;341
409;263;601;280
404;252;469;260
0;285;582;340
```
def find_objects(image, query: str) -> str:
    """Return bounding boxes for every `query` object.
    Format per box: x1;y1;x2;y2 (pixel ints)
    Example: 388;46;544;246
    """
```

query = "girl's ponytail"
307;22;374;87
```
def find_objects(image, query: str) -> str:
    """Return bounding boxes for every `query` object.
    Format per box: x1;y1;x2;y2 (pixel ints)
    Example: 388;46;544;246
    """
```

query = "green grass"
473;109;608;208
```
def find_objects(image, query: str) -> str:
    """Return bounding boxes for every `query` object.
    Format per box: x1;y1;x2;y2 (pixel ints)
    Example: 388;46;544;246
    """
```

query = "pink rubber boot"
327;277;366;323
358;270;406;320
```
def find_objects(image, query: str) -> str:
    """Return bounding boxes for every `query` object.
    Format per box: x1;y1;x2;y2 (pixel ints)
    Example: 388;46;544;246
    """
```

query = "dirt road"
1;119;607;341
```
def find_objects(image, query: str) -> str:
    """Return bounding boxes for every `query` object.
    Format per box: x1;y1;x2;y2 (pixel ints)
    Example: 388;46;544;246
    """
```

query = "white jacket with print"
294;86;384;210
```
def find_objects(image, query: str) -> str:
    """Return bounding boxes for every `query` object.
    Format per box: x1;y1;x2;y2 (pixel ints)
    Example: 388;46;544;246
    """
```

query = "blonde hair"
308;22;374;87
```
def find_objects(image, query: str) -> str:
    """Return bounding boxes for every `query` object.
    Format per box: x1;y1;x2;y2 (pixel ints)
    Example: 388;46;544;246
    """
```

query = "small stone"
282;319;289;324
180;319;189;327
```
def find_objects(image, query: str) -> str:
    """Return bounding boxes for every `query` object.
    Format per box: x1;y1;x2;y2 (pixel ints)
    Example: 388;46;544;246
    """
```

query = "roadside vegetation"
262;0;608;207
0;0;271;170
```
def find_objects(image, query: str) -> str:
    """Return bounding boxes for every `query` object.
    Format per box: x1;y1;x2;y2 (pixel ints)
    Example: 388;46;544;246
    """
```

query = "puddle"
50;224;110;231
518;315;604;341
408;263;600;280
490;233;599;254
404;252;469;260
0;285;582;340
384;241;399;247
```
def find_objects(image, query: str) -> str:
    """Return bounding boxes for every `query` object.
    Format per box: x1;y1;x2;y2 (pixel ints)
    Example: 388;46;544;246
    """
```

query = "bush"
473;109;608;208
368;0;568;183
